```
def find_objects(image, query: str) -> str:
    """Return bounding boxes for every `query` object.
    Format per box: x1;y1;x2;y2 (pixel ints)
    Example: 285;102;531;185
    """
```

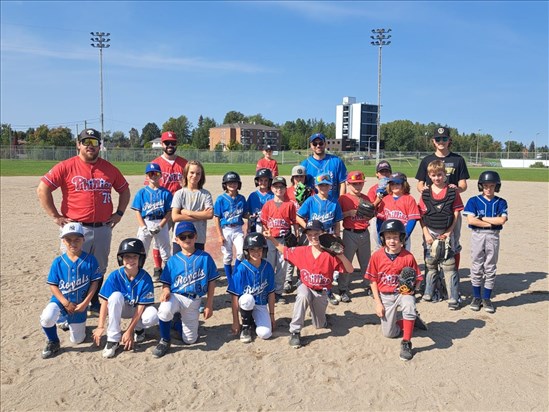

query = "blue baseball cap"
315;173;333;186
175;222;197;237
145;162;161;174
309;132;326;143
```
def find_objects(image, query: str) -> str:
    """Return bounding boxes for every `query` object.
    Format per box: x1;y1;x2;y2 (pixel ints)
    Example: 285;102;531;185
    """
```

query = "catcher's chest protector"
421;188;455;231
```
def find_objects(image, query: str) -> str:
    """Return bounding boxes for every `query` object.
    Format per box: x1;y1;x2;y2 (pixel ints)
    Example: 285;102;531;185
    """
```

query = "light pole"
507;130;512;159
476;129;482;164
370;28;392;165
535;132;540;158
90;32;110;147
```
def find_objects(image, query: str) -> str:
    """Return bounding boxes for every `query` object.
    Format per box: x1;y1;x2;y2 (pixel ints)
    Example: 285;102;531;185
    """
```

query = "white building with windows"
335;96;378;152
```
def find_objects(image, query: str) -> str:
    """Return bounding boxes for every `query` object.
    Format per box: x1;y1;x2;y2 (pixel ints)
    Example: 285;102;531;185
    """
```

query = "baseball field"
1;174;547;411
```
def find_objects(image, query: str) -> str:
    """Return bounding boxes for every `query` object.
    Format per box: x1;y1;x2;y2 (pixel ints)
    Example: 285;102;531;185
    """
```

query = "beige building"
209;123;281;151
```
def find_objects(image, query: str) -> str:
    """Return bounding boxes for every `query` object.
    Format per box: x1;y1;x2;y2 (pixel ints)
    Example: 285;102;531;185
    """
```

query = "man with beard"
37;128;130;315
149;131;188;272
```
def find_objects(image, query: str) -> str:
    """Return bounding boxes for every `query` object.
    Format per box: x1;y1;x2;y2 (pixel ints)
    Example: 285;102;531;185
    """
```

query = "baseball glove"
149;223;161;235
430;238;450;263
295;182;313;206
318;233;344;256
397;266;417;295
376;177;389;198
284;232;298;248
356;198;375;219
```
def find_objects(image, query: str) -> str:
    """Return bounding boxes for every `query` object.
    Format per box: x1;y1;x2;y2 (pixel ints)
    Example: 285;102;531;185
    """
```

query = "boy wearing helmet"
247;168;274;234
214;171;249;281
227;233;276;343
93;238;158;359
463;171;508;313
364;220;423;361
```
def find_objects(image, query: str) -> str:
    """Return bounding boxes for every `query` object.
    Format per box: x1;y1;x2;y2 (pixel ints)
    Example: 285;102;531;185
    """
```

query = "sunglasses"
147;172;161;177
164;141;177;146
80;138;100;147
311;141;324;147
434;137;450;142
177;233;196;241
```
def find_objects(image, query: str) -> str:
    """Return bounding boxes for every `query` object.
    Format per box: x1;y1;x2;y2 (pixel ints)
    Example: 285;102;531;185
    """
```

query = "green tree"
129;127;141;147
1;124;12;146
111;131;129;147
142;122;161;145
28;124;49;146
223;111;246;124
48;127;74;146
162;115;192;145
381;120;416;151
247;113;275;127
191;116;216;149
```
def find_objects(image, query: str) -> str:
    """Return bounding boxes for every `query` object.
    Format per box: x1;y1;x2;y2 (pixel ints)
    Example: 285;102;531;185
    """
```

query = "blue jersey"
463;195;508;231
227;259;275;306
47;251;101;323
214;193;249;227
247;190;274;218
99;268;155;306
301;154;347;202
161;249;220;297
298;194;343;232
131;186;173;220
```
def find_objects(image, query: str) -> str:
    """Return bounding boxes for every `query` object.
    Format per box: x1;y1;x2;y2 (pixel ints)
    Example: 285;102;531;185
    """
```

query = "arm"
74;280;99;313
203;280;216;320
296;215;307;229
457;179;467;193
339;182;346;197
336;252;354;274
213;216;225;244
370;281;385;318
264;229;285;255
416;180;427;193
92;299;108;346
334;221;341;238
172;207;214;222
268;292;276;329
159;284;171;302
441;211;460;239
230;294;240;336
405;220;417;240
420;220;434;245
37;182;71;227
49;284;76;315
108;187;131;227
135;210;147;230
120;304;146;350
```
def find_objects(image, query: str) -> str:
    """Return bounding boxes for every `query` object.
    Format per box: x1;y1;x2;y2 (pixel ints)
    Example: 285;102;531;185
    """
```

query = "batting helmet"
117;238;147;269
222;171;242;191
254;168;273;187
379;219;406;244
478;170;501;192
243;232;268;259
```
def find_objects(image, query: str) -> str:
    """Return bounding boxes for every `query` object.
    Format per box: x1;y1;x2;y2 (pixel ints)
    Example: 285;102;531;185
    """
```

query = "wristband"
115;210;124;217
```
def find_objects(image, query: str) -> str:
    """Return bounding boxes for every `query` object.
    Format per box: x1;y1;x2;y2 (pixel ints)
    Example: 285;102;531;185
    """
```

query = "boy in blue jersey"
214;171;249;281
153;222;220;358
463;171;508;313
39;223;101;359
131;162;173;280
247;168;274;234
93;238;158;358
228;233;276;343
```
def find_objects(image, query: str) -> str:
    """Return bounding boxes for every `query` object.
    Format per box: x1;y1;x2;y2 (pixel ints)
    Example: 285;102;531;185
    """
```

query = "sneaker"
275;294;285;304
153;267;162;281
328;292;339;306
399;340;413;361
58;320;70;332
284;281;293;293
483;299;495;313
340;291;352;303
414;313;428;331
422;294;432;302
134;329;145;343
240;326;252;344
470;297;482;311
152;339;171;358
87;303;100;317
102;341;119;359
448;299;459;311
41;340;60;359
289;332;301;348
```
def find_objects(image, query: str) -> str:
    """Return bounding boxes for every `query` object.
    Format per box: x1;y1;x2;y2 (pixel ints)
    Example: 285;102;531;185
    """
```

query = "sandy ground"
1;175;548;411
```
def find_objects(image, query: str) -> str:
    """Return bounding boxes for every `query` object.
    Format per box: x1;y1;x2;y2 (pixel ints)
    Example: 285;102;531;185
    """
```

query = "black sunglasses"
434;137;449;142
311;140;324;147
177;233;195;241
164;141;177;146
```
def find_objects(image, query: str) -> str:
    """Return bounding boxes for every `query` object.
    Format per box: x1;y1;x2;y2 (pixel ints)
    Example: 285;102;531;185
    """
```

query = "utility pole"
90;32;110;149
370;28;392;165
507;130;512;159
476;129;482;164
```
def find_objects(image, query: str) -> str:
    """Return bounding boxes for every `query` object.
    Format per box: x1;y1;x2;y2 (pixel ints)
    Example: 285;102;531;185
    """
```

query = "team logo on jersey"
72;176;113;191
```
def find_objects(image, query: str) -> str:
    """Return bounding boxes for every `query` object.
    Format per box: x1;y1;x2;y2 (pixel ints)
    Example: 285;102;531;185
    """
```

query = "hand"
53;216;72;227
140;226;151;237
203;306;213;320
375;301;385;318
92;327;105;346
121;330;135;351
438;233;449;240
424;233;434;246
348;209;357;218
448;183;458;190
149;224;161;235
263;228;272;239
160;289;171;303
108;213;123;228
231;321;241;336
64;301;76;315
74;302;87;313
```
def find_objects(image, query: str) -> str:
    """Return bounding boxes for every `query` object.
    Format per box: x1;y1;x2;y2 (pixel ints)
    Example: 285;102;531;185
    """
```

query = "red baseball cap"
347;171;365;183
161;131;177;142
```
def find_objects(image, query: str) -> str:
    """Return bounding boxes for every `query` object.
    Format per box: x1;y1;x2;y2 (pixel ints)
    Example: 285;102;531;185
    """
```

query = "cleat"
340;291;352;303
482;299;495;313
399;339;413;361
58;320;70;332
328;292;339;306
422;294;432;302
87;303;100;317
134;329;145;343
470;297;482;311
284;281;293;293
102;341;119;359
289;332;301;348
152;339;171;358
240;326;252;343
448;299;459;311
41;340;60;359
153;267;162;282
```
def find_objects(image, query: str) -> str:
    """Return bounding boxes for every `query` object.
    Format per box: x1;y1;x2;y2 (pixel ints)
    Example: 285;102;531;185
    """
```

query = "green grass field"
1;159;548;181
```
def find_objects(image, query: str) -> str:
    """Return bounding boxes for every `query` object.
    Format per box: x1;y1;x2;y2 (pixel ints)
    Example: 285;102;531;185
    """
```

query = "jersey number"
102;192;112;204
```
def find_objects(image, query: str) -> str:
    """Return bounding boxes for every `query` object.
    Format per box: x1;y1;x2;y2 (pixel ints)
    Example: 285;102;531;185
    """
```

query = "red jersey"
339;192;372;230
256;158;278;177
364;248;421;293
367;183;378;202
285;186;300;210
285;246;345;290
377;194;420;224
418;186;464;215
41;156;129;223
150;155;188;194
261;199;296;237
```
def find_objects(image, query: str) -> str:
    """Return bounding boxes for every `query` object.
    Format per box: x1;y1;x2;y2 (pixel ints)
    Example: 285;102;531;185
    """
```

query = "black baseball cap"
376;161;392;173
305;220;324;232
272;176;287;187
433;127;450;139
79;128;101;141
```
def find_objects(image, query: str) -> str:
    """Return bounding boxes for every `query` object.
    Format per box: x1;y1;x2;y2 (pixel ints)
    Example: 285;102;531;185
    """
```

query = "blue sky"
1;1;547;147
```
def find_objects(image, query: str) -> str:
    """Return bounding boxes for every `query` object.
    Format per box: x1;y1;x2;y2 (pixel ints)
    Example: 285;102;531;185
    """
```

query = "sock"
473;286;481;298
172;315;183;339
153;248;162;268
158;320;172;341
42;325;60;342
483;288;493;300
224;264;233;281
234;259;242;270
402;319;414;341
454;253;461;270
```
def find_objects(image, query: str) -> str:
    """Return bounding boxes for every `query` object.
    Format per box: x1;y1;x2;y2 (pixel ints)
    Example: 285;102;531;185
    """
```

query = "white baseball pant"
40;302;86;344
137;220;172;263
105;292;158;342
221;226;244;265
157;293;202;344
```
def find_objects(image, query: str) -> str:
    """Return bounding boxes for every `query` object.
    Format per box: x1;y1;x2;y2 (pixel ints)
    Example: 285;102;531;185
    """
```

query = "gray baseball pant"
470;229;500;290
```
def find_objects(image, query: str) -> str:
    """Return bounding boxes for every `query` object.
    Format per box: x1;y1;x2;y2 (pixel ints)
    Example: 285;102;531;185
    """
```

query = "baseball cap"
309;132;326;143
272;176;287;187
60;222;85;238
145;162;161;174
161;131;177;142
433;127;450;139
305;220;324;232
79;128;101;141
388;172;407;184
347;170;365;183
315;173;332;186
264;145;273;151
291;165;306;177
175;222;197;237
376;161;392;173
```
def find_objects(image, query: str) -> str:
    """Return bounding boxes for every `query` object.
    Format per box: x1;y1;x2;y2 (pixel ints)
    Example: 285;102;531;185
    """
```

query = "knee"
142;307;159;327
442;257;456;273
108;292;124;304
39;312;56;328
183;334;198;345
255;326;272;340
157;303;173;322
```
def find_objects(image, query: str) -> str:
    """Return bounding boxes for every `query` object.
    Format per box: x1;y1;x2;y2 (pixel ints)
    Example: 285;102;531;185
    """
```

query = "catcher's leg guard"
240;309;254;328
423;258;439;299
442;257;459;302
